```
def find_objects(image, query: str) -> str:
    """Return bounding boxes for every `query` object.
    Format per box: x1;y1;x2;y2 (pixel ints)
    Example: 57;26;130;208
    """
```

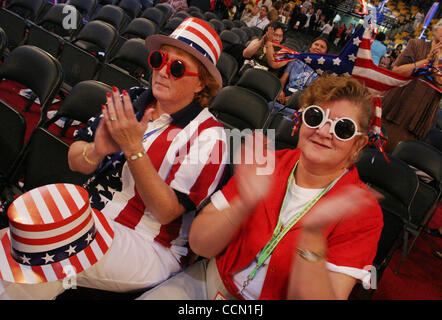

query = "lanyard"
239;161;343;294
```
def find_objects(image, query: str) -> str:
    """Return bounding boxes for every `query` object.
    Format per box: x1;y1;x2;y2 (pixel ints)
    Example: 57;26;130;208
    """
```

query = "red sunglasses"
148;50;200;80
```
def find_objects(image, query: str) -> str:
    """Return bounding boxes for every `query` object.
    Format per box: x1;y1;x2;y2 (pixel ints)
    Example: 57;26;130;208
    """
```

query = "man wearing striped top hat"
0;17;228;299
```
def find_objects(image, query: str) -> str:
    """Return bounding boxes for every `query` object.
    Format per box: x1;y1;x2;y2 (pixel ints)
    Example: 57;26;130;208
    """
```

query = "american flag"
274;24;414;138
274;25;412;97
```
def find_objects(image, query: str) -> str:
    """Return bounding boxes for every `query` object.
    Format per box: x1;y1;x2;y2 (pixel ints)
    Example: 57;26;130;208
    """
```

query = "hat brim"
145;34;223;91
0;209;114;284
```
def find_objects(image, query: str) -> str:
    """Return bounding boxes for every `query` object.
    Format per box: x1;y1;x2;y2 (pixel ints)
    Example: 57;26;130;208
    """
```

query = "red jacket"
215;148;383;299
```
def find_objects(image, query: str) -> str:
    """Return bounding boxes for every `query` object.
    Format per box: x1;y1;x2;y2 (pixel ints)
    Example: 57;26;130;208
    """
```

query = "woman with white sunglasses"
138;75;384;300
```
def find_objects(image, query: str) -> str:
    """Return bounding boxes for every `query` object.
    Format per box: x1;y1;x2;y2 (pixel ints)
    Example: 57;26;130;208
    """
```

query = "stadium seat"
5;0;46;21
36;3;83;40
140;7;165;28
264;112;299;150
0;7;28;50
209;86;270;131
160;17;183;36
235;68;282;102
155;3;173;22
67;0;98;22
0;45;63;124
209;18;225;34
93;4;128;31
222;19;234;30
391;140;441;273
231;27;248;45
43;80;112;137
216;52;238;86
118;0;142;20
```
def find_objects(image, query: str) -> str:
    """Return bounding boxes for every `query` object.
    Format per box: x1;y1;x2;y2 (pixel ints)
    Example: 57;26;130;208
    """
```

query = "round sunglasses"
148;50;200;80
302;105;362;141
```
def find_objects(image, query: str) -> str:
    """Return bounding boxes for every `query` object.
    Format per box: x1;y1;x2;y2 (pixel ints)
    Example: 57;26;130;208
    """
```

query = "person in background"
382;19;442;152
242;21;287;77
371;32;387;66
246;5;271;29
271;37;329;114
136;75;384;300
379;55;392;69
389;43;403;63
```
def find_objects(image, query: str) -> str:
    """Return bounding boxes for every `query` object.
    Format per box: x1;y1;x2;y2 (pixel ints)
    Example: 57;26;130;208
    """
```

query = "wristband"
82;143;100;165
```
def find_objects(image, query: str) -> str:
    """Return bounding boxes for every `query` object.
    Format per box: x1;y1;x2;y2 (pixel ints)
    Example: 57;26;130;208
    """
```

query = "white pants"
0;222;181;300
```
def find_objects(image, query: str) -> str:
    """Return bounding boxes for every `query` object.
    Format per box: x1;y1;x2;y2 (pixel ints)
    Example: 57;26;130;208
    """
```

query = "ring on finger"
110;115;117;121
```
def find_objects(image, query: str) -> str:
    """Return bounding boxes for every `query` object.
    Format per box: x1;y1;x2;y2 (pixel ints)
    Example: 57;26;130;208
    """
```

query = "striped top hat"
0;183;114;284
145;17;223;89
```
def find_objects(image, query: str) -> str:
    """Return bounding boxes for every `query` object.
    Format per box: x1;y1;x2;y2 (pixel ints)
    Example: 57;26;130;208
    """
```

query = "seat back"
173;11;191;20
204;11;219;21
72;20;118;56
122;17;158;40
59;42;101;89
6;0;45;21
216;52;238;86
19;128;90;191
392;140;442;187
37;3;83;39
118;0;142;20
160;17;183;35
233;20;246;28
155;3;173;22
67;0;98;21
109;38;149;78
265;113;299;150
424;128;442;152
355;148;419;221
0;45;63;112
25;21;64;58
93;4;127;31
231;27;248;45
209;86;270;130
236;68;282;102
189;10;205;20
222;19;234;30
0;102;26;178
140;7;165;28
240;26;254;41
0;8;28;49
0;27;7;57
250;26;263;38
97;63;143;91
220;30;241;47
209;19;224;34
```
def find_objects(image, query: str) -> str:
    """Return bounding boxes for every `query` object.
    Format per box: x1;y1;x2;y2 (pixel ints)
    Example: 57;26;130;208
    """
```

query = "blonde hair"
299;75;374;134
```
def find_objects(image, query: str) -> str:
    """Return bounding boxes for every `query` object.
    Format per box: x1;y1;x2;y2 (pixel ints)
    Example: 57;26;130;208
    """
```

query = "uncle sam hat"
0;183;114;284
145;17;223;89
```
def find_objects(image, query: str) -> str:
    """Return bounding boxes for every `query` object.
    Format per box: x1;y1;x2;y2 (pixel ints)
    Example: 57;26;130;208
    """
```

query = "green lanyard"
239;161;342;294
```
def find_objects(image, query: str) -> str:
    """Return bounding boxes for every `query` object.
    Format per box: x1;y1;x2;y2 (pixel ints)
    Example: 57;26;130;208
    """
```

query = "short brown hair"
299;75;374;134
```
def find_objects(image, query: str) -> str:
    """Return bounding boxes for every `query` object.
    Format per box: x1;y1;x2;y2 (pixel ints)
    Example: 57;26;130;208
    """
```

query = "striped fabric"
0;184;114;284
170;18;222;65
75;89;228;263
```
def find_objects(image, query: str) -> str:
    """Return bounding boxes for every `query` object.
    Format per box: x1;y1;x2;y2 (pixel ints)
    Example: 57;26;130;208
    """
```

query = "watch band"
296;247;325;262
126;152;144;161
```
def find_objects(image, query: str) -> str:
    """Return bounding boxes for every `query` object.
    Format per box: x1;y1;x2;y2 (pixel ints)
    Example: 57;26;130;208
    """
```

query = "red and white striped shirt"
75;88;228;263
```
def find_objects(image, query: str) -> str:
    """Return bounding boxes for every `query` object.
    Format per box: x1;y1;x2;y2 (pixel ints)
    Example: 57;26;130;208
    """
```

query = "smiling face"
298;99;368;174
309;39;328;54
151;45;204;110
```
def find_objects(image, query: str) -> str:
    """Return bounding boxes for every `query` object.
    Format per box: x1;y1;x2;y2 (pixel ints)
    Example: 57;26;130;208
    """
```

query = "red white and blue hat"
0;183;114;284
145;17;223;89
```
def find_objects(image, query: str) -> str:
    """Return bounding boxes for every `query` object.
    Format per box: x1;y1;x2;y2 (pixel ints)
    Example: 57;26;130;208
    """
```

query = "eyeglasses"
148;50;200;80
302;105;362;141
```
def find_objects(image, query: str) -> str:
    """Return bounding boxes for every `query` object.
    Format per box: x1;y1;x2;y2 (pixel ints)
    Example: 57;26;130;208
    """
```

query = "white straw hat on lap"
145;17;223;89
